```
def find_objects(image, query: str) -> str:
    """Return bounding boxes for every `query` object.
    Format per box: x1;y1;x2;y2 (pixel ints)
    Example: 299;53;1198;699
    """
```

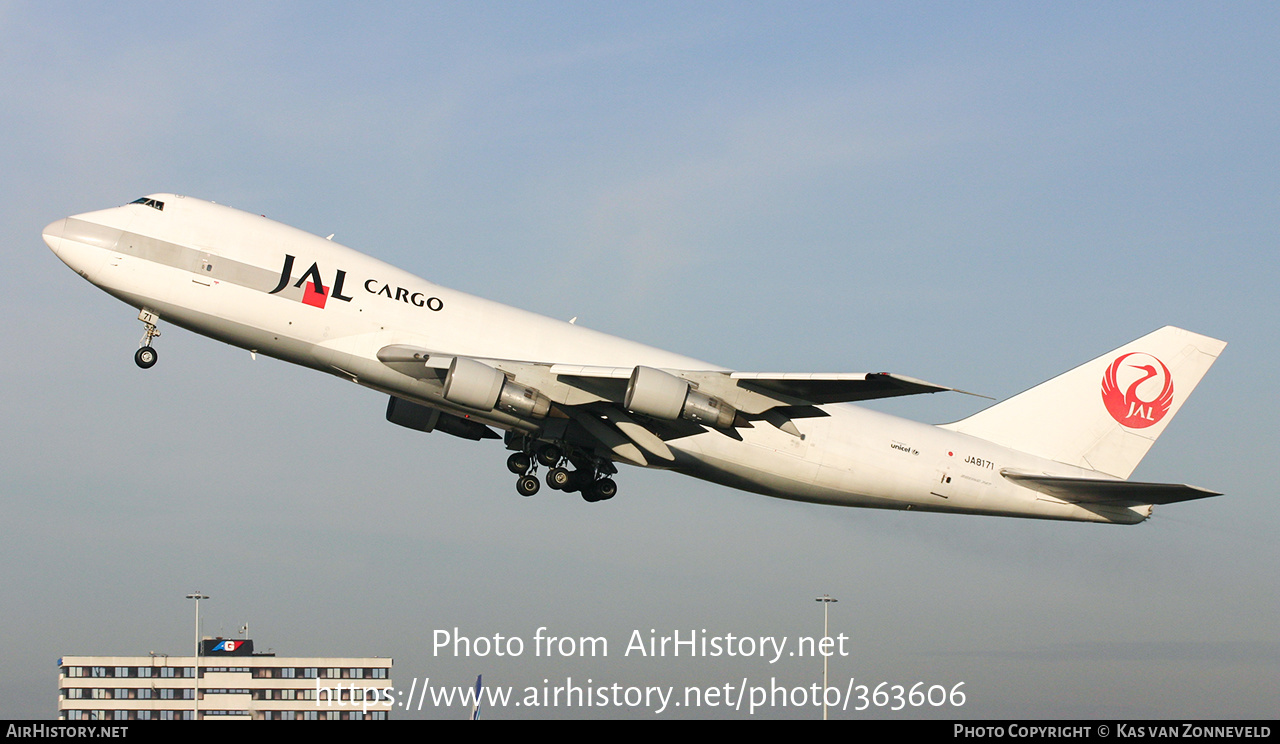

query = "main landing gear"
134;309;161;369
506;441;618;503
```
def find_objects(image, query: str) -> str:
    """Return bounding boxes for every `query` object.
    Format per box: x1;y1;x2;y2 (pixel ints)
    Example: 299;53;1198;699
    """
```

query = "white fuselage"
44;195;1149;524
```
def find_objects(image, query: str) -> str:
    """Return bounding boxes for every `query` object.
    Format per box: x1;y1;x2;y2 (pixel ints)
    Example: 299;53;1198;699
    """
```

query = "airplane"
43;194;1226;524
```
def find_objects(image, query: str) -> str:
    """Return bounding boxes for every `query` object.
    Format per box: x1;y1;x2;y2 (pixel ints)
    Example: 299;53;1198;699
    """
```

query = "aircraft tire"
135;347;158;369
507;452;532;475
592;478;617;501
516;475;540;497
536;444;561;467
547;467;572;491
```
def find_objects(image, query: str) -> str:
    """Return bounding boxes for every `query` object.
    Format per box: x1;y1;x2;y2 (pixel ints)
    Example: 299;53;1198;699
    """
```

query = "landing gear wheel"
516;475;540;497
546;467;572;491
536;444;562;467
591;478;617;501
135;347;158;369
507;452;532;475
135;310;162;368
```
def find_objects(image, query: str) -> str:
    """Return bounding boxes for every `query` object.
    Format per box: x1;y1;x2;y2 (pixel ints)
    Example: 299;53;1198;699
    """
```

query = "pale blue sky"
2;2;1277;718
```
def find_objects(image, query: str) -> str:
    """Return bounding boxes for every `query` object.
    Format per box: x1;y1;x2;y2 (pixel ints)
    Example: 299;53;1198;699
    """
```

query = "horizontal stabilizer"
1001;470;1221;507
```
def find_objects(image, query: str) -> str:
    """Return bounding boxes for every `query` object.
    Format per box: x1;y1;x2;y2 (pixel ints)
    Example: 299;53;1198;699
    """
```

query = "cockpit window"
129;197;165;211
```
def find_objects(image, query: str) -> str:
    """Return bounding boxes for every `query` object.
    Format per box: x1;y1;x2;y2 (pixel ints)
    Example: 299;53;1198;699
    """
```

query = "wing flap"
551;367;976;408
732;372;983;404
378;346;973;409
1001;470;1221;506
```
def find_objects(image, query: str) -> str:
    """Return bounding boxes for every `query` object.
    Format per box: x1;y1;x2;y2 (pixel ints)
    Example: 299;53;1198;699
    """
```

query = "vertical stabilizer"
940;327;1225;478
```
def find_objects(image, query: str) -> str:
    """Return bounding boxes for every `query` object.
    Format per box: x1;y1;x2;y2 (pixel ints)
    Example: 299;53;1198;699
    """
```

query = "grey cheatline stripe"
65;218;309;301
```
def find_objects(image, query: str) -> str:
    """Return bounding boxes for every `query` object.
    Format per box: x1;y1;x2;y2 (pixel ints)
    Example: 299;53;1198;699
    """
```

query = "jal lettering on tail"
1101;352;1174;429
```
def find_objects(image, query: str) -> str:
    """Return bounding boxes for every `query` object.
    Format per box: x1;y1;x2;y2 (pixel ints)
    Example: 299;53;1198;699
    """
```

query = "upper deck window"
129;197;165;211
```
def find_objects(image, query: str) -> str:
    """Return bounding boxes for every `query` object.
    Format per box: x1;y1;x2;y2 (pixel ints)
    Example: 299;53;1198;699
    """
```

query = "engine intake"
624;366;736;428
442;357;550;418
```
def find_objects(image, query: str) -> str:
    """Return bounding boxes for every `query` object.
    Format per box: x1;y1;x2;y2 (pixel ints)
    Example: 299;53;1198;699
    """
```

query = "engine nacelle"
495;379;551;418
624;366;736;429
385;396;499;441
443;357;550;418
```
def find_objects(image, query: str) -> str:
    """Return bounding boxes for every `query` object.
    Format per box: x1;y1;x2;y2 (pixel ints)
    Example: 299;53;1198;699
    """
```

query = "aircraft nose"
43;218;66;256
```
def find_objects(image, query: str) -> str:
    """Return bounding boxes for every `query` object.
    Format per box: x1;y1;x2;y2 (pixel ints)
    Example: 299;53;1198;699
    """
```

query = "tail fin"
940;326;1226;478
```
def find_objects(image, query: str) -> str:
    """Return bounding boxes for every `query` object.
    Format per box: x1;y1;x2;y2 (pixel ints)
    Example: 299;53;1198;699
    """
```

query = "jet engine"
624;366;736;428
385;396;499;441
443;357;551;418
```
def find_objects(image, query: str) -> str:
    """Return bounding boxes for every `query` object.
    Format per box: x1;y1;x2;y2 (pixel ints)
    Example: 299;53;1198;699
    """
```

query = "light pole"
815;594;838;720
186;592;209;720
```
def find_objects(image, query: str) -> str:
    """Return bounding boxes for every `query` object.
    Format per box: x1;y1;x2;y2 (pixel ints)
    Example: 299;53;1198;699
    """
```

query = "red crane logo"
1101;352;1174;429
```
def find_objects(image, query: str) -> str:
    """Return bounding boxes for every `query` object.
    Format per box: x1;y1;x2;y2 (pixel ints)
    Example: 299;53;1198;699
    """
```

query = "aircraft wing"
375;345;971;458
377;345;968;410
1000;470;1221;506
544;365;978;410
728;371;983;404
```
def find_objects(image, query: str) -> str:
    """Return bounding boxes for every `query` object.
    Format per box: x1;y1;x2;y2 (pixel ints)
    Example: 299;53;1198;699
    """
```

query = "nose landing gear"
134;346;158;369
135;309;161;369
